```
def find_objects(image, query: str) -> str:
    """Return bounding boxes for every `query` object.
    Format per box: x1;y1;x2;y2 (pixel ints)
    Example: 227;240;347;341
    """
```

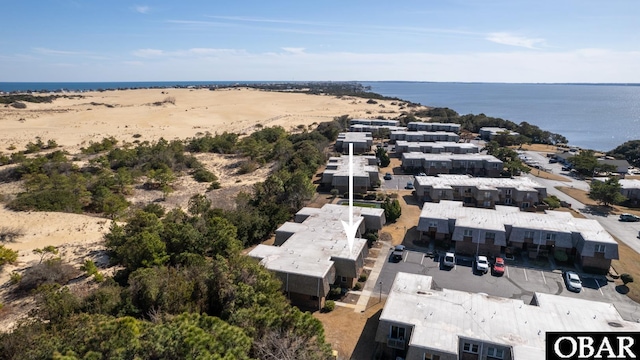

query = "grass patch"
339;202;380;208
611;237;640;303
556;186;640;216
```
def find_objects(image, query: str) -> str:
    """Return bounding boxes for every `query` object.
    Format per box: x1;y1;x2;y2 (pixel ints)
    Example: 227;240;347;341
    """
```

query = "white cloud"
132;49;165;58
281;47;305;55
486;32;545;49
32;47;85;56
134;5;150;14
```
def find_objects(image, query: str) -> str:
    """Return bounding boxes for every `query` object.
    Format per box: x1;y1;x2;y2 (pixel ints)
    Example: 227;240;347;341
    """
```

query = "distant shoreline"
2;81;640;94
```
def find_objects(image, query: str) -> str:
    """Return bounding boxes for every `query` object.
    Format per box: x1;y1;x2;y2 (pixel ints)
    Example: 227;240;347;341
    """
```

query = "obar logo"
546;332;640;359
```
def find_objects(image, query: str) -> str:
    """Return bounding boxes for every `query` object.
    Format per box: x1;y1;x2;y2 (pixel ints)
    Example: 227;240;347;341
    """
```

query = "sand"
0;88;422;330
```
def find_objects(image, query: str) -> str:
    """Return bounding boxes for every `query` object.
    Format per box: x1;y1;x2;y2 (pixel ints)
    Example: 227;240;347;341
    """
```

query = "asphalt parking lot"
376;248;640;321
380;174;414;191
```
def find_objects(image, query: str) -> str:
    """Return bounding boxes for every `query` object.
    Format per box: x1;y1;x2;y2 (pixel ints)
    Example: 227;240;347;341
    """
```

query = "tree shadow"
351;308;382;360
616;284;630;294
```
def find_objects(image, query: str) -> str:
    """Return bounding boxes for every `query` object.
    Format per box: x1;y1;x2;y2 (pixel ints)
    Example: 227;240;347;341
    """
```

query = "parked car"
475;256;489;274
443;252;456;267
619;213;640;222
492;257;505;276
549;158;558;163
564;271;583;292
406;182;414;190
417;172;427;176
392;245;406;262
561;165;571;171
383;172;393;180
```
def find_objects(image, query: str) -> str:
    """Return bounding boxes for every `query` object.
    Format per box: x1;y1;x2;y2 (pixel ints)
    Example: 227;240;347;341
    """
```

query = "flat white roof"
325;156;378;178
337;132;373;142
403;152;503;163
396;141;478;149
381;272;640;359
415;174;544;192
594;177;640;190
418;201;617;245
249;204;384;277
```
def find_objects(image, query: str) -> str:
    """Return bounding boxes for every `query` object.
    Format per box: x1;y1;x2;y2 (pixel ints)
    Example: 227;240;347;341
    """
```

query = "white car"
564;271;583;292
443;252;456;267
475;256;489;274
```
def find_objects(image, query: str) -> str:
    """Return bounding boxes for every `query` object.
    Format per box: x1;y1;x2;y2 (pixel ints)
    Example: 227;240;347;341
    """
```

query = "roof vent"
608;322;623;328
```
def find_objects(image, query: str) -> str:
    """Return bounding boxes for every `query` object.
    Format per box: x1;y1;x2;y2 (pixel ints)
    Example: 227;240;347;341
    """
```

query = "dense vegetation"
608;140;640;167
567;150;616;177
589;177;626;207
409;107;568;145
483;141;531;177
0;204;332;359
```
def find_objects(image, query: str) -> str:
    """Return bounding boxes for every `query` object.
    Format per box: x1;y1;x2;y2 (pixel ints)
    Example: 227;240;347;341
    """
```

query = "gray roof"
337;132;373;142
350;118;400;126
381;272;640;359
479;127;520;136
415;174;544;192
249;204;384;278
324;155;378;178
402;152;503;163
417;201;618;256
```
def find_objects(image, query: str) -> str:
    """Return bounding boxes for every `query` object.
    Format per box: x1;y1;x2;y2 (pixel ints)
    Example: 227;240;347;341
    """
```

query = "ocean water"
2;81;639;151
363;82;640;152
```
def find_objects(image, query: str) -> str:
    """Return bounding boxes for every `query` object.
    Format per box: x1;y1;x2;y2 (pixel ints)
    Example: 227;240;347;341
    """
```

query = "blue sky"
2;0;639;82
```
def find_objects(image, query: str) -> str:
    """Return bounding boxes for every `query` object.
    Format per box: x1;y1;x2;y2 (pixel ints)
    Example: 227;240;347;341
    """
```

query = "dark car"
383;172;393;180
561;165;571;171
619;213;640;222
391;245;405;262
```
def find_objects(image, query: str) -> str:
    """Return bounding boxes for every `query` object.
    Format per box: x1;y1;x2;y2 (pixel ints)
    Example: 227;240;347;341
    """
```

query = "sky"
1;0;640;83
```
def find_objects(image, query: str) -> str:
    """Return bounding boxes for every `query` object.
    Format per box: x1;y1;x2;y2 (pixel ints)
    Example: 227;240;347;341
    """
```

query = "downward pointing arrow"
341;143;358;254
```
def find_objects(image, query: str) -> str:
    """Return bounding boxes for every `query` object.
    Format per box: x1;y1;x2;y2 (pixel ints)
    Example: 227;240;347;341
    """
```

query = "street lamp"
379;281;383;302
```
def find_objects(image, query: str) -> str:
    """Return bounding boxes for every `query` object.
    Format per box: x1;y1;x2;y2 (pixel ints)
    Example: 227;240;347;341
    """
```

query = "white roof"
403;152;503;163
324;156;378;178
381;273;640;359
249;204;384;277
415;174;544;192
418;201;618;246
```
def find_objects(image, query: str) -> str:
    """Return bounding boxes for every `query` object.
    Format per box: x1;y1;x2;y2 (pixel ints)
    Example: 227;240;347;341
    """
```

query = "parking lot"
380;174;414;191
376;248;640;321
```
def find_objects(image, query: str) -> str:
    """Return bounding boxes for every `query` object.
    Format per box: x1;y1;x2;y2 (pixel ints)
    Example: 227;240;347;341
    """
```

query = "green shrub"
544;195;561;209
353;283;362;291
193;167;218;183
0;245;19;266
237;161;259;174
329;287;342;297
358;274;368;282
323;300;335;312
554;250;568;262
330;189;340;198
81;259;98;276
10;272;22;284
207;182;221;191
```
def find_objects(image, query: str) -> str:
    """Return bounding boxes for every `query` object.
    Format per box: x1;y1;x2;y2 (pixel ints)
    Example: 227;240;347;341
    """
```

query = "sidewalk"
352;237;392;313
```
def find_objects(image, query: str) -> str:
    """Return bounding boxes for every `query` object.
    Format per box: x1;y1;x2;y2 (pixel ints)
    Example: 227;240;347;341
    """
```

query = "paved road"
377;249;640;322
380;174;414;191
527;173;640;255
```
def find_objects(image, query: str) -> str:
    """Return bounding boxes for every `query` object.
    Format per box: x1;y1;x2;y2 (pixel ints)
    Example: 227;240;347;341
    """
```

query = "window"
546;233;556;241
483;201;491;208
485;232;496;240
463;229;473;237
429;221;438;228
505;198;513;205
522;202;530;208
505;189;512;195
340;276;347;283
390;325;406;340
463;342;479;354
424;353;440;360
484;191;491;198
524;230;535;239
595;244;606;253
487;347;505;359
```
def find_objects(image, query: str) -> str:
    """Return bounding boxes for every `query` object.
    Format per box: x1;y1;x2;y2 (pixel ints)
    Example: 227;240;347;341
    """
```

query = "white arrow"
341;143;358;254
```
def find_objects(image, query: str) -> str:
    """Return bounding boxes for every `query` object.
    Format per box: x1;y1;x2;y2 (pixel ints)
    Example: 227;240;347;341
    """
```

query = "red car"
492;257;505;276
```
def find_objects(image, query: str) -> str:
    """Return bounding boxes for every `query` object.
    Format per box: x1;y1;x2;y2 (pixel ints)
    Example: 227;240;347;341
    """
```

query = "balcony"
387;337;406;350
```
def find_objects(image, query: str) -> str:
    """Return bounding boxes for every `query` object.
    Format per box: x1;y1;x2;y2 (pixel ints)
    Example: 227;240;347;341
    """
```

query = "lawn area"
556;186;640;216
526;166;571;181
556;186;640;303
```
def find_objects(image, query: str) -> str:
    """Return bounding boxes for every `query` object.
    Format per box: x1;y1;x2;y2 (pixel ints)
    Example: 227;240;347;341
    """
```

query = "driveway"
377;249;640;322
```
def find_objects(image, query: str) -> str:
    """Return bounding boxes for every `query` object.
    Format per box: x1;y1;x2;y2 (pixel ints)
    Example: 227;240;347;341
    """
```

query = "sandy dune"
0;88;421;330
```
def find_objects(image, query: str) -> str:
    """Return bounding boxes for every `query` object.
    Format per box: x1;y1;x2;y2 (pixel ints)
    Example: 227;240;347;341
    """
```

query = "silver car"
564;271;583;292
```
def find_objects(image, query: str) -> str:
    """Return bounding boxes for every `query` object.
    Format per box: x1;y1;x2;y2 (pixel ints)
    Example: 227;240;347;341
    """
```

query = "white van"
443;252;456;267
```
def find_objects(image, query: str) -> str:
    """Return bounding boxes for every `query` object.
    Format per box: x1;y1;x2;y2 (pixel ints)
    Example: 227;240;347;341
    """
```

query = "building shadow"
351;308;383;360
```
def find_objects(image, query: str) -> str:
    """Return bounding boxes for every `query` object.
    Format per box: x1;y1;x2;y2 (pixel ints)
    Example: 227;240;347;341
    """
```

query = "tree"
382;197;401;222
589;177;626;206
608;140;640;167
621;273;634;285
33;245;59;264
375;147;390;167
569;150;599;176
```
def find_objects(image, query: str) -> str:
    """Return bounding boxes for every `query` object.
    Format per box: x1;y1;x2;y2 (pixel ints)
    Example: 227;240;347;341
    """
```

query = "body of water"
2;81;639;151
363;82;640;152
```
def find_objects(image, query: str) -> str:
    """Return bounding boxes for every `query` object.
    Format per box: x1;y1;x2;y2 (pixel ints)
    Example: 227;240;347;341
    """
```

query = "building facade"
321;155;379;193
376;272;640;360
401;153;504;177
248;204;386;310
416;201;618;273
395;141;479;155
